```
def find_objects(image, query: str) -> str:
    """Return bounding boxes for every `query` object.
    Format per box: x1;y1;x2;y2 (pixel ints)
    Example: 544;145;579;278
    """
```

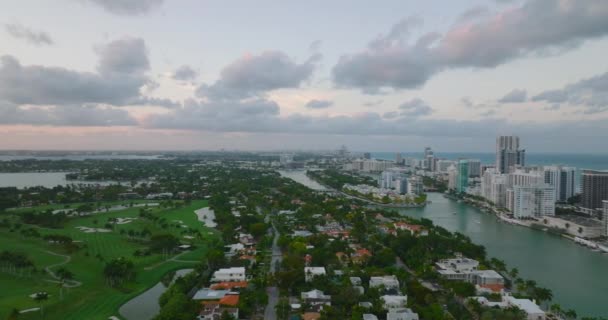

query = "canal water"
279;170;608;317
119;268;194;320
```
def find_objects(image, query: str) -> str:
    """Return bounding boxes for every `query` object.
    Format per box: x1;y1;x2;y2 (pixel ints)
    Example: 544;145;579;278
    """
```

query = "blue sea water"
370;152;608;171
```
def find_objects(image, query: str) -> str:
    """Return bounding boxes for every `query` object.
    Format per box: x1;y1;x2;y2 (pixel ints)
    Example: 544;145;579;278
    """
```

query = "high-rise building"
456;160;469;193
407;176;423;195
363;152;371;160
481;168;507;207
467;159;482;178
603;200;608;237
448;165;458;191
508;169;543;188
437;160;456;173
543;166;576;202
380;171;396;189
511;184;556;218
424;147;435;171
395;153;403;165
582;170;608;209
496;136;526;174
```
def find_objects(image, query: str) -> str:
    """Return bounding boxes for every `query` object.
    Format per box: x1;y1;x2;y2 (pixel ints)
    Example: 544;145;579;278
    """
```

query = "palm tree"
56;267;74;300
33;292;49;319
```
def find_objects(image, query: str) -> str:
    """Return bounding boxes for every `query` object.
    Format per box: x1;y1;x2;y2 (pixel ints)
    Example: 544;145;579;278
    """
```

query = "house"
472;295;545;320
359;302;373;309
387;308;419;320
349;277;362;286
370;275;400;291
197;302;239;320
381;295;408;309
436;257;504;287
304;267;326;282
302;312;322;320
211;267;246;282
192;289;229;301
394;222;429;236
218;294;239;306
210;281;248;291
363;314;379;320
351;248;372;264
301;289;331;307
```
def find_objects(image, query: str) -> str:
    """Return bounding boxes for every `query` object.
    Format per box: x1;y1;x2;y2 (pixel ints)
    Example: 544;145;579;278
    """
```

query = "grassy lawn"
0;200;217;320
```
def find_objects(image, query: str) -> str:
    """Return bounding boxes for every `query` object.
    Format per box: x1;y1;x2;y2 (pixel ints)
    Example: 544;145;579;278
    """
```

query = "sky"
1;0;608;153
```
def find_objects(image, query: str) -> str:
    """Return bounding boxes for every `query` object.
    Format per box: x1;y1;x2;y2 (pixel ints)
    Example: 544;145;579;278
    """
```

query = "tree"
7;308;20;320
275;298;290;320
56;267;74;300
33;292;49;319
103;257;135;287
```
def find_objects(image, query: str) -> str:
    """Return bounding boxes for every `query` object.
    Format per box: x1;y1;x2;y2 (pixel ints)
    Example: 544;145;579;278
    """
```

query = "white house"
387;308;419;320
301;289;331;307
304;267;326;282
369;275;400;290
472;295;545;320
380;295;408;309
211;267;246;282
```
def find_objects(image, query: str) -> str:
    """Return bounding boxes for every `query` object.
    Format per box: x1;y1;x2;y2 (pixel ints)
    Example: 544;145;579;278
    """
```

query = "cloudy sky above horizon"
1;0;608;152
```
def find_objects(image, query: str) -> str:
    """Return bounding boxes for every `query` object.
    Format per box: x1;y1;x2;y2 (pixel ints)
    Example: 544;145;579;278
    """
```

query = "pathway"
143;250;199;271
264;222;282;320
43;250;82;288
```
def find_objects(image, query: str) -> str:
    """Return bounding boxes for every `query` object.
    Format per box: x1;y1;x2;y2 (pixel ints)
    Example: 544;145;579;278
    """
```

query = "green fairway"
0;200;217;320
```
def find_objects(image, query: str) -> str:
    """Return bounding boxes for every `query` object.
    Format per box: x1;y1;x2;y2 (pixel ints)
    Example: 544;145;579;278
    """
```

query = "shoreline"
444;193;608;254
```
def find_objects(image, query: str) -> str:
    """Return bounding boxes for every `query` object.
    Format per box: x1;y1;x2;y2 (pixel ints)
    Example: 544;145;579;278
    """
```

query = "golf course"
0;200;218;320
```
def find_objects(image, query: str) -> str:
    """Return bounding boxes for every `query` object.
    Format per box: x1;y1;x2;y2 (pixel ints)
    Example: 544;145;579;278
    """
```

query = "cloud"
333;0;608;92
172;65;198;81
304;99;333;109
82;0;163;15
144;99;608;142
96;37;149;75
4;23;53;46
498;89;527;103
0;37;175;109
532;71;608;113
364;100;384;107
0;102;136;127
196;51;320;100
398;98;433;117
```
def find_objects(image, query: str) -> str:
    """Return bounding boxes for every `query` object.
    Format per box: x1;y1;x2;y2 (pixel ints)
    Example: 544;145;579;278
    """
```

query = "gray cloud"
0;102;136;126
96;37;149;75
144;99;608;142
4;23;53;46
498;89;527;103
364;100;384;107
398;98;433;117
83;0;163;15
305;99;333;109
172;65;198;81
0;37;175;109
532;71;608;113
197;51;320;100
333;0;608;92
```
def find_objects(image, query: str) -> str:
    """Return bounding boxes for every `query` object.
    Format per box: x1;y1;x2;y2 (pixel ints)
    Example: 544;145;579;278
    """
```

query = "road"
264;222;282;320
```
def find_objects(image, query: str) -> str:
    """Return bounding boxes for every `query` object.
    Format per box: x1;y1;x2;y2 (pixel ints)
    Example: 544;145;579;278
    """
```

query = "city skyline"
1;0;608;152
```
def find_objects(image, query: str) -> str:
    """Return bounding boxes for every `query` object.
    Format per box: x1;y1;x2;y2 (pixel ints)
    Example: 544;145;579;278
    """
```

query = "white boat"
574;237;599;249
598;244;608;253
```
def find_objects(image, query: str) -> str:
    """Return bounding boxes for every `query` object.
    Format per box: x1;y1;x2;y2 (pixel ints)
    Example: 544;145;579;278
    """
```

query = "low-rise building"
301;289;331;307
211;267;246;282
369;275;400;291
387;308;420;320
380;295;408;309
472;295;545;320
304;267;327;282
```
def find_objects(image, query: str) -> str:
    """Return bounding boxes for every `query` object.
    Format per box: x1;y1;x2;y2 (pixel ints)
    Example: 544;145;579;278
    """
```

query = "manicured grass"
0;200;217;320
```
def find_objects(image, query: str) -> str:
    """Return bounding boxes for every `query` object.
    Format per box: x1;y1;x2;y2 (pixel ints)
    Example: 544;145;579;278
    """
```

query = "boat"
598;244;608;254
574;237;599;249
474;220;481;224
452;212;457;215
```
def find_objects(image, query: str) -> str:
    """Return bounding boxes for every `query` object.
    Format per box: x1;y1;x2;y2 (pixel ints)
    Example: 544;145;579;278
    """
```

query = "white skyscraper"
543;166;577;202
482;168;508;207
511;184;556;218
508;169;543;188
496;136;526;174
